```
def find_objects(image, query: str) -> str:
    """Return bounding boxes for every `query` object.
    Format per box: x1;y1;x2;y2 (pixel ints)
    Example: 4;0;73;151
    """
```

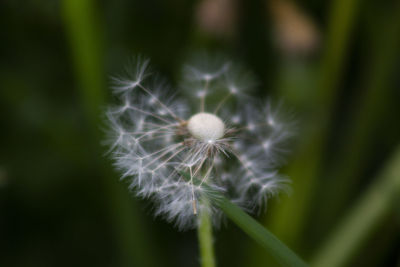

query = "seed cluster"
106;56;293;229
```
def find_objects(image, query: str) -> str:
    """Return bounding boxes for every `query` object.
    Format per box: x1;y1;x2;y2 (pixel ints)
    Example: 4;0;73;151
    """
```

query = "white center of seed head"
187;113;225;141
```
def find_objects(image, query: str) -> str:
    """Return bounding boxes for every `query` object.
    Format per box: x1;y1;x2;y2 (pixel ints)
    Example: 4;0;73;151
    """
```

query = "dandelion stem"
197;199;216;267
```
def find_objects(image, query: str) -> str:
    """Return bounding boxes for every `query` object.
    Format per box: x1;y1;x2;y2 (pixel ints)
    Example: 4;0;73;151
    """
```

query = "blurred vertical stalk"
198;199;216;267
311;145;400;267
61;0;104;125
61;1;156;266
269;0;360;248
315;2;400;235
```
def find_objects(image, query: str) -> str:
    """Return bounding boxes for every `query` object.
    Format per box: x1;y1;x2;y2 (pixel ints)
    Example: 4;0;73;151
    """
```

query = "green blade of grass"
61;1;157;266
311;145;400;267
61;0;104;125
268;0;360;248
214;194;308;267
315;2;400;236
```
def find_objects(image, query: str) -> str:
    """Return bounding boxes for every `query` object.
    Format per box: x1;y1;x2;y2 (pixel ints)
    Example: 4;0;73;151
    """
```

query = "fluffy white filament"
106;56;293;230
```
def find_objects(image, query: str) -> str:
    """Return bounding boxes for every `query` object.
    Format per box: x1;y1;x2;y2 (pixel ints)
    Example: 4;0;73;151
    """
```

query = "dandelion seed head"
105;55;294;230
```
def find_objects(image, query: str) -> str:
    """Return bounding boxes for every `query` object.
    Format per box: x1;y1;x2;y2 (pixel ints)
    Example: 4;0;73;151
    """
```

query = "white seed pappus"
105;56;293;230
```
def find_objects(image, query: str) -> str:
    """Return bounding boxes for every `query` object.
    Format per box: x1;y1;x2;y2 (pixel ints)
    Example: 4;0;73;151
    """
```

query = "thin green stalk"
315;2;400;234
213;194;308;267
311;145;400;267
198;199;216;267
269;0;360;247
61;1;156;266
61;0;104;125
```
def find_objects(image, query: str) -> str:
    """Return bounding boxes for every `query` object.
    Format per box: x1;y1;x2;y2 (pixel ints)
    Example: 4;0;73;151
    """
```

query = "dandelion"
106;56;293;230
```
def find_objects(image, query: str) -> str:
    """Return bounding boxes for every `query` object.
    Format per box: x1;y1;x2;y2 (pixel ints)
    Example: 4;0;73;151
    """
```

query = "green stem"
269;0;360;248
61;1;156;266
61;0;104;125
197;200;216;267
311;145;400;267
315;1;400;235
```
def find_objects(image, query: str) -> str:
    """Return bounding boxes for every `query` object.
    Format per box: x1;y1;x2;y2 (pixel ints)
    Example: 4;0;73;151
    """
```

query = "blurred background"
1;0;400;266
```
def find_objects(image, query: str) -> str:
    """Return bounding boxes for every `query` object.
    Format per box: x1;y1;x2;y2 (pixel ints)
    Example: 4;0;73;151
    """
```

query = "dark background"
1;0;400;266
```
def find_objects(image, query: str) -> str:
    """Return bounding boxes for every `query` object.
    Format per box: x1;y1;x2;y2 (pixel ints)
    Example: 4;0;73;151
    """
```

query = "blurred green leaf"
213;193;308;267
61;1;157;266
269;0;361;248
311;145;400;267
